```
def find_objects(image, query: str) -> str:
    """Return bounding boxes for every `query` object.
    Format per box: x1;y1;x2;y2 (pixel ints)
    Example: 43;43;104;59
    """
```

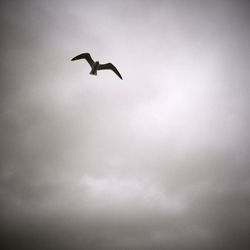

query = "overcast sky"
1;0;250;249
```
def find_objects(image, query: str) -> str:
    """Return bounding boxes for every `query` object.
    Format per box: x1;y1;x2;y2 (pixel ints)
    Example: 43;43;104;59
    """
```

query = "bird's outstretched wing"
71;53;94;67
98;63;123;80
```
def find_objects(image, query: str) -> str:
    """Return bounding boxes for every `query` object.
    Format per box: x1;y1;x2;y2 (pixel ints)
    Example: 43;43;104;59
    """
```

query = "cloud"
1;0;250;249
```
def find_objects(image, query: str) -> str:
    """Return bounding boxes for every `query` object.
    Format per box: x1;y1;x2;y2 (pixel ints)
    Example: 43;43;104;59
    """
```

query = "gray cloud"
1;0;250;249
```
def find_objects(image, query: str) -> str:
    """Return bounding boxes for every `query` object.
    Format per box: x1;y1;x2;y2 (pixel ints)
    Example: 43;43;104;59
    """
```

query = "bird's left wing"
98;63;123;80
71;53;94;67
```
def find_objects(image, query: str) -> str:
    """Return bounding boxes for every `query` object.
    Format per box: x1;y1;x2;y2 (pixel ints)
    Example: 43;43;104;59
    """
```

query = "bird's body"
71;53;122;80
89;61;100;75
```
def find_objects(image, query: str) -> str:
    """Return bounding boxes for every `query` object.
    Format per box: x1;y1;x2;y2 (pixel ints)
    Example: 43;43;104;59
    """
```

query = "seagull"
71;53;123;80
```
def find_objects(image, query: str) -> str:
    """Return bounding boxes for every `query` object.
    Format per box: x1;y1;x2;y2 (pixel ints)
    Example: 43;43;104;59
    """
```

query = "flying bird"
71;53;123;80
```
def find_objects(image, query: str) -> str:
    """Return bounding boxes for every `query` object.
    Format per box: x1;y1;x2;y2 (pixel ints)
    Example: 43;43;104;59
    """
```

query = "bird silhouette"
71;53;123;80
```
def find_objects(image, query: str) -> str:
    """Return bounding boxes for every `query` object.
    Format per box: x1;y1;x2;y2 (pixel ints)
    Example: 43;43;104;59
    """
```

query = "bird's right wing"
71;53;94;67
98;63;123;80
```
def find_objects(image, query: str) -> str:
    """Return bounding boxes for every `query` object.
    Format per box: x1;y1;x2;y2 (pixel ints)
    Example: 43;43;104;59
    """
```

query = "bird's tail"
89;69;97;75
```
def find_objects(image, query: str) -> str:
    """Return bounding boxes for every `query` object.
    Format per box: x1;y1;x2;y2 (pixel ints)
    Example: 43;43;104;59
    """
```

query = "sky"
1;0;250;249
